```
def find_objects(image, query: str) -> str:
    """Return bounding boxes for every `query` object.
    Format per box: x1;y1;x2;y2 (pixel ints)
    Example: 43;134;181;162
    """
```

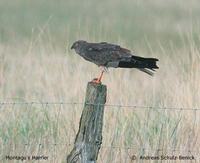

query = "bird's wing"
88;42;131;53
83;42;132;65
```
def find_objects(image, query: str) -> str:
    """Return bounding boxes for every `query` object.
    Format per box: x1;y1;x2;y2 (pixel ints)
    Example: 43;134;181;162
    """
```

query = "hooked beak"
71;44;75;49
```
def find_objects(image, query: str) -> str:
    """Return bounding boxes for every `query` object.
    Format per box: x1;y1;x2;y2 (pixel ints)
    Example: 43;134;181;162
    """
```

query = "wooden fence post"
67;82;107;163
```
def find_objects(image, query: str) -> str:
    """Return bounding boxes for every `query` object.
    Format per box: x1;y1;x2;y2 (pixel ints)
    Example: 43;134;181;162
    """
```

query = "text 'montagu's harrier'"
71;40;159;83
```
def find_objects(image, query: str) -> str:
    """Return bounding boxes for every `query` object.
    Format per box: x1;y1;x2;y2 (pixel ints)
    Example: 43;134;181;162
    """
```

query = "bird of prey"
71;40;159;83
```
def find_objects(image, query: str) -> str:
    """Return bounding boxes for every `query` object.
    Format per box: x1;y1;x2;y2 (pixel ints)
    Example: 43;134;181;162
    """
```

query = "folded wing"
83;42;159;75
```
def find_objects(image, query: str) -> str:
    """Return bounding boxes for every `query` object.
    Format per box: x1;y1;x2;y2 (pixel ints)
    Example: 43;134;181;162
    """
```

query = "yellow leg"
92;70;104;84
97;70;104;83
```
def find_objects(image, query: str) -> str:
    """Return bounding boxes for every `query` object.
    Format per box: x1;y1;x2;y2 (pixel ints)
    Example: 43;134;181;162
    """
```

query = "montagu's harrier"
71;40;159;83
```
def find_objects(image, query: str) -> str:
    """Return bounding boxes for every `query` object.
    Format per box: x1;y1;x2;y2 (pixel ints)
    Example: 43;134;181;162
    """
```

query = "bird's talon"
91;78;101;84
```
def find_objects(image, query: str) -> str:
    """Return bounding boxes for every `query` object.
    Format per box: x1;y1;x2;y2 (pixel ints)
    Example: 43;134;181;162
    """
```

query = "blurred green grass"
1;0;200;50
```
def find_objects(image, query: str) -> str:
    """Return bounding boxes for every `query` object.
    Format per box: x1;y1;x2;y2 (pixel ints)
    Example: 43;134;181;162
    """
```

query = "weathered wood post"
67;82;107;163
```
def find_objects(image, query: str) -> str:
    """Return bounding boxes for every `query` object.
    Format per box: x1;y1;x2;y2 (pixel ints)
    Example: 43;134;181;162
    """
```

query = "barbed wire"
0;101;199;162
0;101;199;111
0;143;199;154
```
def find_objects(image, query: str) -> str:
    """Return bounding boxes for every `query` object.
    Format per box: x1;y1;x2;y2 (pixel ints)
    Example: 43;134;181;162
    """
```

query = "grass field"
0;0;200;162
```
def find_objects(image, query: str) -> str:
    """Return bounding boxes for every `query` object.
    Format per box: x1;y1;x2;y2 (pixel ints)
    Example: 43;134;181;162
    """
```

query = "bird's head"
71;40;87;51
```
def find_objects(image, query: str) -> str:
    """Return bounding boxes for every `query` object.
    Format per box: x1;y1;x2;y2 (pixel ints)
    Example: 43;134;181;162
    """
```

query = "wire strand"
0;101;199;111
